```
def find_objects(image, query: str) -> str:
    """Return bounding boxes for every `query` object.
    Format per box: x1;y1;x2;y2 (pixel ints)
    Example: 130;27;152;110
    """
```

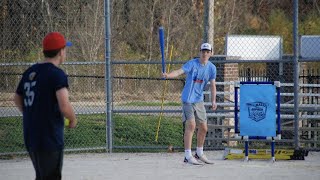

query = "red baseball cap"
43;32;72;51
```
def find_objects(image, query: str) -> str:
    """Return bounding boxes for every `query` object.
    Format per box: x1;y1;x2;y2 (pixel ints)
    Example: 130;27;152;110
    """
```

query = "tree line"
0;0;319;63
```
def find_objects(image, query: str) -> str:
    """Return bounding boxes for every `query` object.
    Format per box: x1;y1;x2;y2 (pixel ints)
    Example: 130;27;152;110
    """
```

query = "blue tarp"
240;84;276;137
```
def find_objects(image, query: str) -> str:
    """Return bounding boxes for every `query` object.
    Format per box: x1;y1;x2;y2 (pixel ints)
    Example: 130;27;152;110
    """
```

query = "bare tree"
70;0;105;61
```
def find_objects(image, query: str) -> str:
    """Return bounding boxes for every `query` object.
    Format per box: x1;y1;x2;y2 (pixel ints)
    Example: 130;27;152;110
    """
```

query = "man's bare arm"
56;88;77;128
162;68;184;79
210;79;217;110
14;93;23;113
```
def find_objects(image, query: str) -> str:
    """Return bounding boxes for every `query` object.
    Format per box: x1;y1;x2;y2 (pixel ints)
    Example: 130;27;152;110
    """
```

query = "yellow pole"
155;45;174;142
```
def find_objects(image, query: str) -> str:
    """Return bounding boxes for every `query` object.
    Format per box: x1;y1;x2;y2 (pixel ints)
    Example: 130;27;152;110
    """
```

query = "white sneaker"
194;153;214;164
184;156;203;165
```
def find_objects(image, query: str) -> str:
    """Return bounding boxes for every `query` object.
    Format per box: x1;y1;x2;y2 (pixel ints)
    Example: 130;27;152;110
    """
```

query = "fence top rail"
2;58;319;66
111;59;293;64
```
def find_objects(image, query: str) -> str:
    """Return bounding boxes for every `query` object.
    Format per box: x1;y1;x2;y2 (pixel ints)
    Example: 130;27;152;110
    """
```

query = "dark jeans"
28;150;64;180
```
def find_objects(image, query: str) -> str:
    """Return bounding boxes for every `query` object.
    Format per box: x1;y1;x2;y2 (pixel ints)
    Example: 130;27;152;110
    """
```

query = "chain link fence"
1;0;320;156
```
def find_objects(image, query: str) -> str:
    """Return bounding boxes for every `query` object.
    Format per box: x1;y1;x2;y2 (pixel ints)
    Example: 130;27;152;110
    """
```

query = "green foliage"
300;10;320;35
113;42;146;60
268;9;293;54
25;48;42;62
242;28;259;35
0;50;22;63
0;48;41;63
266;9;320;54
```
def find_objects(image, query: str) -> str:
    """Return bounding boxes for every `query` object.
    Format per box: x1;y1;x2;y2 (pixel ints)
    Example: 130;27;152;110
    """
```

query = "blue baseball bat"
159;27;166;74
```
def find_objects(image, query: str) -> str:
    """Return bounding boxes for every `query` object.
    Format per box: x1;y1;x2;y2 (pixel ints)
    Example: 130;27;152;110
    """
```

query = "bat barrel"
159;27;166;73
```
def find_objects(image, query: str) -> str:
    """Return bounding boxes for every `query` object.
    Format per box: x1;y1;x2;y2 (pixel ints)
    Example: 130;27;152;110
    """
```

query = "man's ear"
57;48;63;56
57;48;66;64
59;48;66;56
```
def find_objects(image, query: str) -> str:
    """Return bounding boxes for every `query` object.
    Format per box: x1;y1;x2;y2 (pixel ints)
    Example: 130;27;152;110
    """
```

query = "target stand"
234;81;281;162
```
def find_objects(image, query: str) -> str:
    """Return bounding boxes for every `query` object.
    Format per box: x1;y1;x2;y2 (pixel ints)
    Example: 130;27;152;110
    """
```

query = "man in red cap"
14;32;77;179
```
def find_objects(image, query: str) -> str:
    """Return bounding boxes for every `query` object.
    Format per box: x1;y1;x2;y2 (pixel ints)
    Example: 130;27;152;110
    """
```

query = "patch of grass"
113;114;184;147
64;114;107;149
0;114;189;154
0;117;25;153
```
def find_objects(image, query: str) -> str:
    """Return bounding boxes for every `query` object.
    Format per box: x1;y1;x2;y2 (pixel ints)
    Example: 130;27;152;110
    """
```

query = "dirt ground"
1;151;320;180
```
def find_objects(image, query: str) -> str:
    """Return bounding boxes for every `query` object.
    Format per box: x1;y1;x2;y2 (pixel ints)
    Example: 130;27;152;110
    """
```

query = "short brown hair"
43;49;62;58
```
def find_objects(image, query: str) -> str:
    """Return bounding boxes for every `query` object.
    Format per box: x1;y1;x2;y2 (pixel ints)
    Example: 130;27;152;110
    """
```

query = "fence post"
293;0;300;150
104;0;112;153
203;0;214;45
